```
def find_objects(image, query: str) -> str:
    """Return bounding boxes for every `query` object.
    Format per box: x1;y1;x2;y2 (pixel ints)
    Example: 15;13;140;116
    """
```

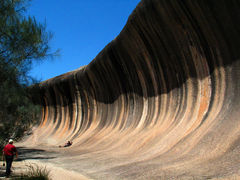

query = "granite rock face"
28;0;240;179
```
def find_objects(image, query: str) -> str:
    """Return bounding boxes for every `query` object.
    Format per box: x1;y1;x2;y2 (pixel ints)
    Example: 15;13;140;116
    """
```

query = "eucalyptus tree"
0;0;58;146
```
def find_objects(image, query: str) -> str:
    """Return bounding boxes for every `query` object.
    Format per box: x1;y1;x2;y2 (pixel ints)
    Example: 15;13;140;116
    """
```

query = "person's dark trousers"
5;155;14;176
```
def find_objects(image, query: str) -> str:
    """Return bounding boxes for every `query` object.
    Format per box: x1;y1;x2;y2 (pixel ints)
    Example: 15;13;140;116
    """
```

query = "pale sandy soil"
1;159;240;180
0;160;91;180
0;142;94;180
2;144;240;179
17;160;90;180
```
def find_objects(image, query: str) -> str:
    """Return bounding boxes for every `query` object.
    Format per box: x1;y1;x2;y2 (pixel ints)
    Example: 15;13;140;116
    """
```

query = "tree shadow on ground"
0;147;57;178
0;166;5;178
16;147;57;161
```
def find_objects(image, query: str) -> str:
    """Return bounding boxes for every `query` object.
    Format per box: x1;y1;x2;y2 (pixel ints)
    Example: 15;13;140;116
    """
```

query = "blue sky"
27;0;141;81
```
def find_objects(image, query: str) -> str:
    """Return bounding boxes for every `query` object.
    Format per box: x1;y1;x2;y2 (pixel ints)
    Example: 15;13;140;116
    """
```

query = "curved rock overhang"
27;0;240;179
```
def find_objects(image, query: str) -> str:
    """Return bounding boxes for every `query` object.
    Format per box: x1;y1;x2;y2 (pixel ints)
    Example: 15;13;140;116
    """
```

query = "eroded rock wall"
28;0;240;179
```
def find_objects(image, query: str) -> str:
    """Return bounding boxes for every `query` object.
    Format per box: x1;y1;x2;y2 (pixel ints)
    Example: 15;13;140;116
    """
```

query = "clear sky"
27;0;141;81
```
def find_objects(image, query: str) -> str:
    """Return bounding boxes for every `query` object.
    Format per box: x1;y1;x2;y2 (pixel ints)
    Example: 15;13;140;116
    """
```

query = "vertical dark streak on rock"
27;0;240;178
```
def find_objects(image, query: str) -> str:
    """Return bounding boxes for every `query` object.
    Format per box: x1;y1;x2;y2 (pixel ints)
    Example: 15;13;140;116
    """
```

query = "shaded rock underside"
24;0;240;179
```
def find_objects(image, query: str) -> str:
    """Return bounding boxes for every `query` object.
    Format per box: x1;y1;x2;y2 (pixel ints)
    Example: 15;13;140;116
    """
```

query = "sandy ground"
2;145;240;179
0;145;92;180
1;159;240;180
0;160;91;180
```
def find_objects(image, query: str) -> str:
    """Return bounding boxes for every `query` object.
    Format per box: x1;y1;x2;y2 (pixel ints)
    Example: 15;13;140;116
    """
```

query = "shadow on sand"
0;166;5;178
0;147;57;178
16;147;57;161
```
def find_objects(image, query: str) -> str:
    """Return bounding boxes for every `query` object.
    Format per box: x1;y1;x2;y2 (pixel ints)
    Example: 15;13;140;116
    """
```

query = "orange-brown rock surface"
25;0;240;179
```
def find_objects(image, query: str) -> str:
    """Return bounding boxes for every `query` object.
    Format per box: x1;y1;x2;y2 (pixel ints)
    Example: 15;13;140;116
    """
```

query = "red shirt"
3;144;17;156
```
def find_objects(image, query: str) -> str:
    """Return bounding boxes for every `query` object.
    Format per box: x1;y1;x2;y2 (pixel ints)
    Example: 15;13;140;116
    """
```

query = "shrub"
13;164;51;180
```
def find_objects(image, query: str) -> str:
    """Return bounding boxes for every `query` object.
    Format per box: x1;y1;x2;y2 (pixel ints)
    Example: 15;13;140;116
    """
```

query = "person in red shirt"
2;139;18;177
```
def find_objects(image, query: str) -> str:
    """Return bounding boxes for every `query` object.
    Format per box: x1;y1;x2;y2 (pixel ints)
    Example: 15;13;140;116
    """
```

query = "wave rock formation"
27;0;240;179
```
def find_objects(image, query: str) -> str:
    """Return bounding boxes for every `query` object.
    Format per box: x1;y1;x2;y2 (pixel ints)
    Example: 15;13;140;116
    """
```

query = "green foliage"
13;164;51;180
0;0;59;84
0;0;58;147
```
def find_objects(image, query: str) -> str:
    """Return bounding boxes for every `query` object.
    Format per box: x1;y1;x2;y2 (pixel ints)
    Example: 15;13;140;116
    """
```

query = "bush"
13;164;51;180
